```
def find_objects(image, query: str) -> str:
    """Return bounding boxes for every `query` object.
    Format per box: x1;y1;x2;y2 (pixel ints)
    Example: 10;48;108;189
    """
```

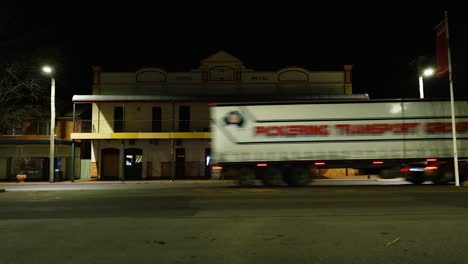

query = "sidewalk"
318;175;381;181
1;175;381;185
0;179;238;192
0;178;237;185
0;176;381;188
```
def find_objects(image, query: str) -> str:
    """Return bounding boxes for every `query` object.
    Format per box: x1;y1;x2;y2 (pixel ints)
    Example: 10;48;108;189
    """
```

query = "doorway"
175;148;185;178
205;148;211;178
101;148;119;179
125;148;143;180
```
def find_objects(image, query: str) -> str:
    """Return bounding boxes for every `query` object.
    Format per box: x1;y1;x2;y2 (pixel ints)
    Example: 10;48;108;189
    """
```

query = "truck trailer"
210;99;468;186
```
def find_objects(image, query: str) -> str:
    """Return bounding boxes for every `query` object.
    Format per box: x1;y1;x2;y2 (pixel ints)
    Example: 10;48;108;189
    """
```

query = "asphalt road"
1;184;468;264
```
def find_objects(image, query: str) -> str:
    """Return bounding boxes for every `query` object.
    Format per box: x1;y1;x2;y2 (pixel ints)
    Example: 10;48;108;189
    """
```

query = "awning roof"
72;94;370;103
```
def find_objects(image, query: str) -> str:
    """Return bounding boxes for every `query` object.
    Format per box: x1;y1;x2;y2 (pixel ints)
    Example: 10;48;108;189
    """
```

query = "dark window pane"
152;107;162;132
179;106;190;132
114;106;124;132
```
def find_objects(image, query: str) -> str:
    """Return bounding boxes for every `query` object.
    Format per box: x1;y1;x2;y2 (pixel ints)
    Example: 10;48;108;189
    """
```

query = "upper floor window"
152;107;162;132
114;106;124;132
179;106;190;132
209;66;234;81
2;126;22;135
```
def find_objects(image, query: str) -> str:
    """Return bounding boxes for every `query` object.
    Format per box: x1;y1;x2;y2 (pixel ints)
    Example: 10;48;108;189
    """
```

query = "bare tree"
0;63;48;131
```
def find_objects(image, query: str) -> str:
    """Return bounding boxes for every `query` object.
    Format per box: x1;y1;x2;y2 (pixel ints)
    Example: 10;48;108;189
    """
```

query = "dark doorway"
42;158;49;181
205;148;211;178
125;148;143;180
102;148;119;179
175;148;185;178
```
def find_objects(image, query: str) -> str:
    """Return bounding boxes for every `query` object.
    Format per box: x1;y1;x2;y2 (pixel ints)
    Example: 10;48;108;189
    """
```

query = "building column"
92;65;102;94
119;140;125;181
344;64;353;94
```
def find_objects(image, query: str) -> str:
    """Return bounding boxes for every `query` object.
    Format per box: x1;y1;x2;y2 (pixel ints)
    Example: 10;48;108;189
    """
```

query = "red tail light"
314;162;325;166
426;158;437;162
400;167;410;173
256;163;268;167
373;161;384;164
212;166;223;170
424;166;438;171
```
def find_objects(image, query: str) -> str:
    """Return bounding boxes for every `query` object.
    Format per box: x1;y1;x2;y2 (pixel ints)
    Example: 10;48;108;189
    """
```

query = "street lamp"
42;65;55;183
418;67;435;99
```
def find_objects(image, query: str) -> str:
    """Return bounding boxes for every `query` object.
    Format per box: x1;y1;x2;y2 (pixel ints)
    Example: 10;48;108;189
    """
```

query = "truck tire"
221;166;240;180
405;171;424;184
380;168;400;179
284;166;312;187
238;166;256;187
460;166;468;184
433;165;452;185
262;166;284;186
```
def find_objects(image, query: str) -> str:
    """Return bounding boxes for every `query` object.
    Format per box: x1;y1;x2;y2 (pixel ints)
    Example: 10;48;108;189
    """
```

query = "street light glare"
42;66;53;74
423;68;435;77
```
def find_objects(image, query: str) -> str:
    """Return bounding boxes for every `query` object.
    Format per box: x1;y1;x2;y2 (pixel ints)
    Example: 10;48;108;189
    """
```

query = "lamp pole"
42;66;55;183
418;76;425;99
418;68;435;99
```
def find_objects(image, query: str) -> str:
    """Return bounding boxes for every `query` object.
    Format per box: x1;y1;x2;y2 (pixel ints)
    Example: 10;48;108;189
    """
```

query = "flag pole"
445;11;460;187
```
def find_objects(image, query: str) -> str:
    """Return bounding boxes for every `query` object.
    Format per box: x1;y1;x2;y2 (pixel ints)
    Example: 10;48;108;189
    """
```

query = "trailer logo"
224;111;244;127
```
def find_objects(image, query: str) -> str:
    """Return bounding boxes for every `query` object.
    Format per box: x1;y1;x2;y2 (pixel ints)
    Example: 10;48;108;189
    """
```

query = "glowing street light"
42;65;55;183
42;66;53;74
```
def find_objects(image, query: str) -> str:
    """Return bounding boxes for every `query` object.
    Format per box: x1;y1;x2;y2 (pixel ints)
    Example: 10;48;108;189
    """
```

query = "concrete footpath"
0;175;409;192
0;179;236;191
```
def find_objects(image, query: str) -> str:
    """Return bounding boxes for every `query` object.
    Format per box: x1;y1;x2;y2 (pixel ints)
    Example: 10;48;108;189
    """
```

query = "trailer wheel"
221;166;240;180
238;166;256;187
433;165;452;185
405;171;424;184
380;168;400;179
262;166;284;186
460;166;468;185
284;166;312;187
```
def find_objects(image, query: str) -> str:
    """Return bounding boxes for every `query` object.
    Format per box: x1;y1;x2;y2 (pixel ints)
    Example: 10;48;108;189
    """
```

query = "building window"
209;66;234;81
114;106;124;132
152;107;162;132
179;106;190;132
3;125;22;135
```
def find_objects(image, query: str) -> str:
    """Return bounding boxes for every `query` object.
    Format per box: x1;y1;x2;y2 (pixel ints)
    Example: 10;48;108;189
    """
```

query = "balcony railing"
75;119;210;133
2;121;50;136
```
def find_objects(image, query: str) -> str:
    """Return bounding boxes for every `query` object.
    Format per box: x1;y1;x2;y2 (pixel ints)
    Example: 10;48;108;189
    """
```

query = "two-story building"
71;51;361;181
0;115;81;181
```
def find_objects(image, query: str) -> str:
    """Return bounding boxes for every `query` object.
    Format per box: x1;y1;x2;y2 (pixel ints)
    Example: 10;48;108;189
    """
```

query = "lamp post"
418;67;435;99
42;66;55;183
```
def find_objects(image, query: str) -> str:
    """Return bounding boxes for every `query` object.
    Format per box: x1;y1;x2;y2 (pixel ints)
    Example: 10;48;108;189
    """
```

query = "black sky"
2;5;467;107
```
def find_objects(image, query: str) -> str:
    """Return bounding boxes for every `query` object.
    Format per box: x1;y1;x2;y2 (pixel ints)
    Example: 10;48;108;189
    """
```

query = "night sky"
2;5;467;111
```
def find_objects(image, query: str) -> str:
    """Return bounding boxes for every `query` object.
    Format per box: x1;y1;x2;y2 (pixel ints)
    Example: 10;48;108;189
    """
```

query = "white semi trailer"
210;99;468;186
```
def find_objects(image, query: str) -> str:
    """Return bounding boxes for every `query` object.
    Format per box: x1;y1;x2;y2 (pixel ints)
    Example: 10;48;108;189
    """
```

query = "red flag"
435;19;448;77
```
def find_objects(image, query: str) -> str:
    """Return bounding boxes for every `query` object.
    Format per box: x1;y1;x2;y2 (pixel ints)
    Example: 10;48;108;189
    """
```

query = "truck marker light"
314;162;325;166
424;166;438;170
426;158;437;162
400;167;410;172
256;163;268;167
373;161;384;164
212;166;223;170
